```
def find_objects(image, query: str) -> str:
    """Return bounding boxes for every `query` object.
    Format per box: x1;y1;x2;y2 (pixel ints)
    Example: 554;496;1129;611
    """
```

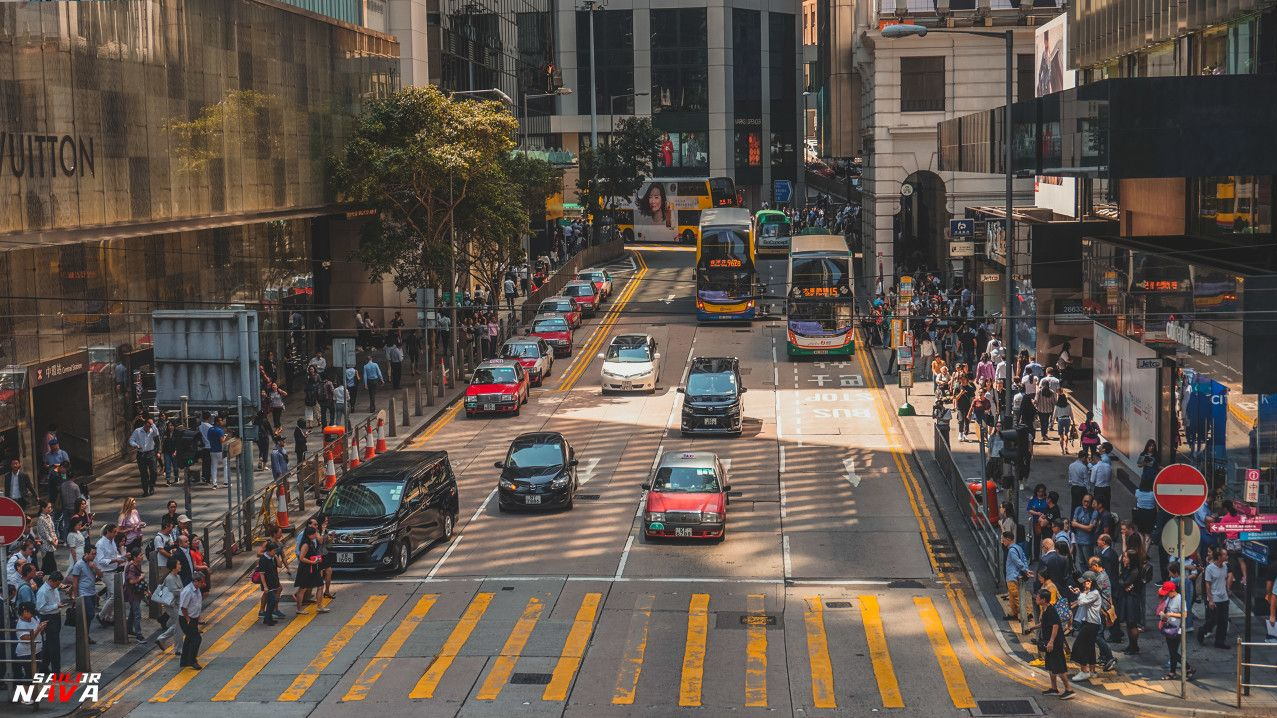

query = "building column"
707;1;731;181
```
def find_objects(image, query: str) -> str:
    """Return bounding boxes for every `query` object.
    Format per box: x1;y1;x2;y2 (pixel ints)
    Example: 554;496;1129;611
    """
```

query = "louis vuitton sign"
0;132;95;178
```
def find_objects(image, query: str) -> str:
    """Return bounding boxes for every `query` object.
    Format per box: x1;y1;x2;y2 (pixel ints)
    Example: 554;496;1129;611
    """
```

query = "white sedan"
599;334;661;394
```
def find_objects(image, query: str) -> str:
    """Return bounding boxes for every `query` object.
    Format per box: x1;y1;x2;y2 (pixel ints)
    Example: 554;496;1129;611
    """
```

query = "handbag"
250;569;262;585
151;584;175;607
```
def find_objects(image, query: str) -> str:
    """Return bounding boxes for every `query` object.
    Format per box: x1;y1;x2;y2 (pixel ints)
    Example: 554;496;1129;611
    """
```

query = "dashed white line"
426;487;495;579
782;534;793;579
615;535;635;579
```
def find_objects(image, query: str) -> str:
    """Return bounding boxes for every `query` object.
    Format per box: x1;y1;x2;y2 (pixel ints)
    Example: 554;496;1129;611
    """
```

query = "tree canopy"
576;116;662;217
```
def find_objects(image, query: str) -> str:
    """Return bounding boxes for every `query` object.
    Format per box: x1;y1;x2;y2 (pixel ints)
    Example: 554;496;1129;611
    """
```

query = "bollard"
223;515;235;569
436;359;445;398
415;379;424;416
113;570;127;644
422;362;432;406
75;596;91;672
444;356;455;390
401;389;410;426
388;397;398;438
148;552;162;620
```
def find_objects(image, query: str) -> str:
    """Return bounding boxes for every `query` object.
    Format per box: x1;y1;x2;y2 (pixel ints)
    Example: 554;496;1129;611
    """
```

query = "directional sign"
1243;540;1270;565
0;497;26;545
1241;531;1277;541
1246;468;1261;503
1153;463;1209;516
949;241;976;257
949;219;974;238
773;180;793;204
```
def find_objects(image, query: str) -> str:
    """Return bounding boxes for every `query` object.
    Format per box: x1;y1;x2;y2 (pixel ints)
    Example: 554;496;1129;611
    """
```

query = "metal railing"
934;424;1003;583
1237;638;1277;707
519;240;625;327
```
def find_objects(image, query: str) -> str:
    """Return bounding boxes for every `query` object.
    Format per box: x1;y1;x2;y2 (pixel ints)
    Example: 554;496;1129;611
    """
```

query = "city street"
89;247;1118;717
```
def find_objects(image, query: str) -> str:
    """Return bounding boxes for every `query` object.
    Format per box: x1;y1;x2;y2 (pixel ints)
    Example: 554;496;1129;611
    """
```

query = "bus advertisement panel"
787;234;855;357
753;209;792;255
696;208;757;321
610;177;735;244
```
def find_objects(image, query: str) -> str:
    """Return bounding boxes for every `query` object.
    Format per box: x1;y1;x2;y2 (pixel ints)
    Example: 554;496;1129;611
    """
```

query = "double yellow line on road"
556;250;648;392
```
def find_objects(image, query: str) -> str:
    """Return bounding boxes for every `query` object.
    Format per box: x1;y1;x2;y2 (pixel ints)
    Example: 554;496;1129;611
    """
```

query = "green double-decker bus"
753;209;792;256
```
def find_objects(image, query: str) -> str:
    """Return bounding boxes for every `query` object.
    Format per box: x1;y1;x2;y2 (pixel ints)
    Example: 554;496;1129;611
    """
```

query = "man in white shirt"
94;525;126;625
1199;549;1233;649
6;542;34;594
307;351;327;374
179;572;207;669
128;418;161;496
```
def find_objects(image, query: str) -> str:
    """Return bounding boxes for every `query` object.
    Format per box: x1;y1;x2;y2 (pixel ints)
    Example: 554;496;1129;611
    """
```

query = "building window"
1017;53;1035;101
732;9;762;119
655;131;708;170
651;8;708;114
1193;176;1273;240
577;10;635;116
901;56;944;112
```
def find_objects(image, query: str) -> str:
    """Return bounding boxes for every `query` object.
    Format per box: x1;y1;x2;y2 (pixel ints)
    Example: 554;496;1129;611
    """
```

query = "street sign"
1153;463;1209;515
949;219;974;238
1241;531;1277;541
1136;358;1164;369
949;241;976;257
1243;540;1270;565
900;183;914;197
980;273;1001;283
898;275;914;303
333;337;357;369
1161;516;1201;558
899;371;914;388
773;180;793;204
0;497;26;545
1246;468;1262;502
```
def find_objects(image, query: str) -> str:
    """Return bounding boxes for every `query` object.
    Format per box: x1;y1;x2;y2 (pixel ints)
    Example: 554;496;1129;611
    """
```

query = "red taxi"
499;338;554;387
576;269;613;301
537;296;582;329
528;313;574;357
464;360;529;417
562;281;599;316
641;451;730;541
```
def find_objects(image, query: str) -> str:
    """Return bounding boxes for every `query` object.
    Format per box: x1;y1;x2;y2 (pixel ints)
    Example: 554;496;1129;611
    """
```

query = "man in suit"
1039;538;1072;594
4;458;37;515
172;532;195;585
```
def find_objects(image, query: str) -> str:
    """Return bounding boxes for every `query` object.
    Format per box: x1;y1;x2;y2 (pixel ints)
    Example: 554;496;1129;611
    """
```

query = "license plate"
525;495;541;505
337;553;353;564
703;418;717;426
622;380;632;390
674;527;693;537
483;403;495;411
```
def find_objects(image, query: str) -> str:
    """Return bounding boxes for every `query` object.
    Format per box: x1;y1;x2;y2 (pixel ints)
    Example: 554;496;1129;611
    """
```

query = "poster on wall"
627;179;704;243
1093;324;1159;462
1033;14;1077;217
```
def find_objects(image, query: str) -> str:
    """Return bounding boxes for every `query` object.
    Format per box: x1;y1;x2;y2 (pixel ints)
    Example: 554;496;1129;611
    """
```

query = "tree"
332;85;518;292
501;153;564;220
576;117;662;222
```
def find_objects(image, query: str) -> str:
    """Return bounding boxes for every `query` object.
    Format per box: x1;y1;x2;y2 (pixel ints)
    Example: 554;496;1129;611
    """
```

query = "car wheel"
565;493;574;511
393;539;411;574
497;502;508;513
439;513;455;542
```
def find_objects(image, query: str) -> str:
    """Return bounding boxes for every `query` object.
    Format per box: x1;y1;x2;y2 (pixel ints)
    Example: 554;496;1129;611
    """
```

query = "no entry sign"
1153;464;1209;516
0;496;26;545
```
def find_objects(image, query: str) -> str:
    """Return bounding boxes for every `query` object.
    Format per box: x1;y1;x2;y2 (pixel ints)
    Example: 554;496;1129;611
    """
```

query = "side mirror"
654;352;661;360
723;484;733;492
493;461;504;469
641;482;651;491
740;387;748;394
568;458;579;467
676;387;685;394
597;352;605;359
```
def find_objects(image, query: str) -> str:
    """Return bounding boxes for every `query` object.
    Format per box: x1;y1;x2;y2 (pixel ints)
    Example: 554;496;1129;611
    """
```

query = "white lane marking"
779;445;787;473
663;293;676;304
782;534;793;580
773;367;779;385
843;458;861;488
615;535;635;579
578;457;601;486
426;487;495;579
722;458;732;474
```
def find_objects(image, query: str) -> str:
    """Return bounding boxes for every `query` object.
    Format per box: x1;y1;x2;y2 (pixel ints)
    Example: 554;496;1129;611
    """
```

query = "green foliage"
165;90;275;173
501;153;565;219
576;116;662;216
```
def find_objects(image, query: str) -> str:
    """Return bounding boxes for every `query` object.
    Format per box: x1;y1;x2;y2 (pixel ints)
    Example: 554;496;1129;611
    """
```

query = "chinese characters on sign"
1165;319;1216;356
1136;279;1181;291
800;287;839;298
708;258;743;268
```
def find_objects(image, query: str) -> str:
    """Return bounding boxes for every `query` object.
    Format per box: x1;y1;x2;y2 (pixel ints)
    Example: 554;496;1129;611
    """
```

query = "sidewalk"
868;345;1277;714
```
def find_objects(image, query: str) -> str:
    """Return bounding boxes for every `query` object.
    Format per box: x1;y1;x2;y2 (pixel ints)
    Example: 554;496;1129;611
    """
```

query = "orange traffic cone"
276;483;291;530
375;416;388;453
348;433;361;469
363;423;376;460
323;450;338;491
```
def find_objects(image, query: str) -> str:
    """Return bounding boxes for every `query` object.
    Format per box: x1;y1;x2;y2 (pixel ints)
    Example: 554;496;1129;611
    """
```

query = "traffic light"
176;429;202;467
998;429;1022;462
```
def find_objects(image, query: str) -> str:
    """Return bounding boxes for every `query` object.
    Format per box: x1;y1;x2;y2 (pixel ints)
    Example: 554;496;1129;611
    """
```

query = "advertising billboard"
1093;324;1159;462
1034;14;1077;218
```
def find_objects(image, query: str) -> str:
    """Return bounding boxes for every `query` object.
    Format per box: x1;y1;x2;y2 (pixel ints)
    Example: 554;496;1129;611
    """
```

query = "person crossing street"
179;571;207;669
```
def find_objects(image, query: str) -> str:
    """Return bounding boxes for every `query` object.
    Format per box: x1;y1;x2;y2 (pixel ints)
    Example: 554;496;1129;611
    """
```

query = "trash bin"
966;480;999;524
323;425;346;463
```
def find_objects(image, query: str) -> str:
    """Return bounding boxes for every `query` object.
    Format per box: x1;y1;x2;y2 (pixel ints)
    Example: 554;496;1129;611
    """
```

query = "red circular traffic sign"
1153;463;1209;516
0;496;26;545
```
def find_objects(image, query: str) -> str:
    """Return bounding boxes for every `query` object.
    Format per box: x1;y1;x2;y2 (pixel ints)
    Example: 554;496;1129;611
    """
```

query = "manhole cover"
887;579;925;589
969;698;1042;716
714;612;783;630
577;494;601;500
509;672;554;685
824;601;853;608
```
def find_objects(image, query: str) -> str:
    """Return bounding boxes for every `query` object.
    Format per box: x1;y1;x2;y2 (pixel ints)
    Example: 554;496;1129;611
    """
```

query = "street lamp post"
522;87;573;156
609;91;648;135
582;0;605;245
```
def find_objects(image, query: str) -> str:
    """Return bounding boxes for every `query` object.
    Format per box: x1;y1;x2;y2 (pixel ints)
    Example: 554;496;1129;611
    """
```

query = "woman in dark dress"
1036;588;1074;699
292;526;324;614
318;516;336;602
1118;548;1145;654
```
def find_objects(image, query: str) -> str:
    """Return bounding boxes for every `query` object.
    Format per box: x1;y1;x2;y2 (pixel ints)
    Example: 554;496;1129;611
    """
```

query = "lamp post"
522;87;573;156
609;91;648;136
582;0;605;245
882;23;1015;427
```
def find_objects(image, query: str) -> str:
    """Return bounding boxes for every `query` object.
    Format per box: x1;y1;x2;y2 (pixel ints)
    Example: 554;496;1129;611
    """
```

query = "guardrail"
1237;638;1277;707
933;424;1004;585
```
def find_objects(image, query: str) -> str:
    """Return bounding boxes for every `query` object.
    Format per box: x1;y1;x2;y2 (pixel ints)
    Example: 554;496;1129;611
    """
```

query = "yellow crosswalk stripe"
745;593;768;707
543;592;602;701
859;595;904;708
410;592;494;699
476;596;544;700
212;606;318;701
678;593;710;707
279;595;388;701
149;604;261;702
612;593;654;705
342;594;437;702
914;596;976;709
802;597;837;709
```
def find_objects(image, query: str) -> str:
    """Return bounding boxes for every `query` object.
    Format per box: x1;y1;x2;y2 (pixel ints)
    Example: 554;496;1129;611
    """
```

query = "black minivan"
322;450;459;573
678;356;746;436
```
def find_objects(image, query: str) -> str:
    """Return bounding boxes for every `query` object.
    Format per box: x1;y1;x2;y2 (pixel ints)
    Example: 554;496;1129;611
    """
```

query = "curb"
860;344;1254;716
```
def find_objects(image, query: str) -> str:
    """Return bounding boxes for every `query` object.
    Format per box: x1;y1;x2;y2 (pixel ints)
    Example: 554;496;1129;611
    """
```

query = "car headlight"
550;475;570;489
503;392;517;400
465;398;477;406
645;512;665;523
499;479;516;490
682;405;694;416
702;512;722;523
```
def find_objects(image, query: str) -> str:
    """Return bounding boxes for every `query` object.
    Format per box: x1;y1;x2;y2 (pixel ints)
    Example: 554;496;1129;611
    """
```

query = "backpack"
1053;595;1072;625
1140;559;1153;585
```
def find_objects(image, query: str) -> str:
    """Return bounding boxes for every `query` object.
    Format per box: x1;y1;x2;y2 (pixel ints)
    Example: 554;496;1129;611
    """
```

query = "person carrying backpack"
1078;412;1102;459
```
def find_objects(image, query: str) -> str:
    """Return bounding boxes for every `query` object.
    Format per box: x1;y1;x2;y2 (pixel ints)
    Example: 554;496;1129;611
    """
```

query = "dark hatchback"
678;357;746;436
495;432;579;511
322;451;459;573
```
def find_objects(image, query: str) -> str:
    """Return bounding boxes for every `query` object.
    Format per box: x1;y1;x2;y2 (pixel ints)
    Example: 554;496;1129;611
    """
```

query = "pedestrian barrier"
1236;638;1277;707
934;425;1003;583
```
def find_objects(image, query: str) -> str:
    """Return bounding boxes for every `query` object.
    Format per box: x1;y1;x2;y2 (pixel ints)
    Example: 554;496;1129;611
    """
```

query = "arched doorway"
892;171;948;276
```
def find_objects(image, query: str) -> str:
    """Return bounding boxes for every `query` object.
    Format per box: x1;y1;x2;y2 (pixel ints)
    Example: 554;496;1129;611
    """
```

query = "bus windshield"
791;256;849;292
760;222;791;239
698;229;750;270
788;301;853;334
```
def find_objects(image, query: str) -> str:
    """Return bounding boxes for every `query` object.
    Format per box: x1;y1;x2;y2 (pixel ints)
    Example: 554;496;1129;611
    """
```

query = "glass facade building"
0;0;398;471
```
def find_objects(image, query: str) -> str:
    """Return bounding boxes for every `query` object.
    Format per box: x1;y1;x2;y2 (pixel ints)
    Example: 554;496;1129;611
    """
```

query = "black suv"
322;451;459;573
678;357;746;436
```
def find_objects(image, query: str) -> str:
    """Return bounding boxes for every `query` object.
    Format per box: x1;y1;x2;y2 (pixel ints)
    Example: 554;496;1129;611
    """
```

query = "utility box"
152;309;261;411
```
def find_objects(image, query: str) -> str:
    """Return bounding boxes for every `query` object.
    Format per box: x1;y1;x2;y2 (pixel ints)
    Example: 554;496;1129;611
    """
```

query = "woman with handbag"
34;500;59;573
1157;580;1195;680
153;561;183;653
1069;572;1104;682
1078;412;1102;459
123;550;148;642
292;526;325;614
1118;549;1145;654
1054;395;1074;455
117;497;146;553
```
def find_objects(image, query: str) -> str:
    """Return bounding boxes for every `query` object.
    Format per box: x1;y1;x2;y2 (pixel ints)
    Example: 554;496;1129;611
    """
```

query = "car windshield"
687;372;737;397
533;319;568;333
506;441;563;469
565;284;594;297
323;481;403;518
607;344;652;362
652;466;721;493
540;301;570;313
579;273;600;282
502;343;540;359
473;367;517;384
